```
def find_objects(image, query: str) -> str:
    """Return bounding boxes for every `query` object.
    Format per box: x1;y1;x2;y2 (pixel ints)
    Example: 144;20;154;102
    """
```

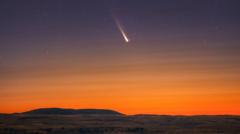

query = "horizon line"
1;107;240;116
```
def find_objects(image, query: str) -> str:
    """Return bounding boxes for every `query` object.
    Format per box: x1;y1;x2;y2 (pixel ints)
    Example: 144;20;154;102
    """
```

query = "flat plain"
1;114;240;134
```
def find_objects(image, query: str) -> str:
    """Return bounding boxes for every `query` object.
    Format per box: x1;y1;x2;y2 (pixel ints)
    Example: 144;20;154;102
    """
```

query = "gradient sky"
0;0;240;115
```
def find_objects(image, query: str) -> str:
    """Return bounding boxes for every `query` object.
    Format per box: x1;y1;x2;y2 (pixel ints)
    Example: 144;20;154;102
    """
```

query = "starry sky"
0;0;240;114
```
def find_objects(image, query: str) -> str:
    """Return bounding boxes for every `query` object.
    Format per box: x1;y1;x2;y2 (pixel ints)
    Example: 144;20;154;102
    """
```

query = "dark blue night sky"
0;0;240;114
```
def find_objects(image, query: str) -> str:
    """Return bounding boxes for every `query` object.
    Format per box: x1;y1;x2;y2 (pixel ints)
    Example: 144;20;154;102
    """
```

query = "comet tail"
114;17;130;43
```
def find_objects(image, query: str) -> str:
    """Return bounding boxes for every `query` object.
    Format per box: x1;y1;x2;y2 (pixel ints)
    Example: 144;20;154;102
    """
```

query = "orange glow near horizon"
1;46;240;115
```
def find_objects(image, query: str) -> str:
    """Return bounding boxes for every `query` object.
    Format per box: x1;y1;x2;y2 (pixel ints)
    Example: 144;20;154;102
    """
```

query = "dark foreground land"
0;109;240;134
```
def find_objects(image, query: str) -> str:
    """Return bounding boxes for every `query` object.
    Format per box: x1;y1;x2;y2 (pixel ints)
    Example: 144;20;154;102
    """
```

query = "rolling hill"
22;108;123;115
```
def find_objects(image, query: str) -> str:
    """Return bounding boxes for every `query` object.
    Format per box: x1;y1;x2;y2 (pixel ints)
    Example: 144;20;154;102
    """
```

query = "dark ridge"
22;108;123;115
0;113;9;116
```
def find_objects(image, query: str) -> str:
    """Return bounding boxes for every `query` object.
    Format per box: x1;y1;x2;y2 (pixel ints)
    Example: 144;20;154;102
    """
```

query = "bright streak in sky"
113;17;130;43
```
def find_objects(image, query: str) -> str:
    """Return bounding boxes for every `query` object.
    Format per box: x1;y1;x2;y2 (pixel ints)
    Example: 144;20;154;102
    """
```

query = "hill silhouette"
0;109;240;134
22;108;123;115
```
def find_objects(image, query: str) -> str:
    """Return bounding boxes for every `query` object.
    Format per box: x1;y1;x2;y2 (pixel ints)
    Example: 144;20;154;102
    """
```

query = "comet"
113;16;130;43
